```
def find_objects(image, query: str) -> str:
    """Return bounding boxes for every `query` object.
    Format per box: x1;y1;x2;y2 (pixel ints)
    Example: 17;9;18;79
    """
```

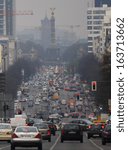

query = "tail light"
12;133;18;138
88;125;92;129
35;133;41;139
47;130;51;136
61;130;64;135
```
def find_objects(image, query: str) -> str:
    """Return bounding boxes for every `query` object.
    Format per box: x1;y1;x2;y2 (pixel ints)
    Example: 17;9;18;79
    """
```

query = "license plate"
68;131;76;134
21;135;32;138
93;134;99;137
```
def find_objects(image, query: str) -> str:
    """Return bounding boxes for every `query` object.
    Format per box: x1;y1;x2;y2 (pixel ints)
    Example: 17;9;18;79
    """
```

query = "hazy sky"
16;0;87;38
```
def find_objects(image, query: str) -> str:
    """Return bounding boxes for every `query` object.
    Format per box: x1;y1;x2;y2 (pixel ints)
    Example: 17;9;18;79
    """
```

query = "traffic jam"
0;66;111;150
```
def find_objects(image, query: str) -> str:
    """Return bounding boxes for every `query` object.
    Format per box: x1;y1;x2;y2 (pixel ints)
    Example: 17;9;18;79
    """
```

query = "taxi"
0;123;13;142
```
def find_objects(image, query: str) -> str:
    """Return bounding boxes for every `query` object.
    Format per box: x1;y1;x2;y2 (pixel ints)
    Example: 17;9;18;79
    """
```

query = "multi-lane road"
0;132;110;150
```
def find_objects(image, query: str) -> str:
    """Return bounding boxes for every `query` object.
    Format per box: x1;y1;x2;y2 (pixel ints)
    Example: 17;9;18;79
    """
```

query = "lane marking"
85;132;104;150
50;133;61;150
0;145;10;150
89;139;104;150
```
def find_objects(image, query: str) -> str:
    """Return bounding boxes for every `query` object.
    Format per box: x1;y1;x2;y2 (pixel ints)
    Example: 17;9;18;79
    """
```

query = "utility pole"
0;72;6;122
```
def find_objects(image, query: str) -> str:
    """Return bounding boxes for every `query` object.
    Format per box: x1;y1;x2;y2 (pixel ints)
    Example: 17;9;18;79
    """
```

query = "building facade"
93;8;111;61
0;0;15;37
41;15;51;50
87;4;110;53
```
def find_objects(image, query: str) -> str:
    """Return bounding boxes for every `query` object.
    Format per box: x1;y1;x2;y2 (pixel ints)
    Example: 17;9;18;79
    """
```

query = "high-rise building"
87;4;110;53
41;15;51;50
0;0;15;37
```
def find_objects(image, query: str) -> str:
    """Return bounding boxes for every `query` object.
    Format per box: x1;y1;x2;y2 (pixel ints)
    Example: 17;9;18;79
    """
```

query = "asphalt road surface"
0;132;110;150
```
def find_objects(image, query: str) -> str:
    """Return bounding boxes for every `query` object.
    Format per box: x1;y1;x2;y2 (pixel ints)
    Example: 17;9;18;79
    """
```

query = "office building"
87;4;110;53
0;0;15;37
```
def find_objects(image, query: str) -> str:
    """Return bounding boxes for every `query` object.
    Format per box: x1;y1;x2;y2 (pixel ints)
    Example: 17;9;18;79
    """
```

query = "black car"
70;119;93;131
61;123;83;143
87;123;105;139
45;122;57;136
101;124;111;145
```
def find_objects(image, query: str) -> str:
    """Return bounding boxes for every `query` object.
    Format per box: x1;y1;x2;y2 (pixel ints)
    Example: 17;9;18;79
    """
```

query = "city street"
0;132;110;150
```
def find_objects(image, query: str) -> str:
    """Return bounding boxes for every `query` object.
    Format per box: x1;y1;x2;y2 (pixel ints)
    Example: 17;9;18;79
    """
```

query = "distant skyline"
16;0;87;39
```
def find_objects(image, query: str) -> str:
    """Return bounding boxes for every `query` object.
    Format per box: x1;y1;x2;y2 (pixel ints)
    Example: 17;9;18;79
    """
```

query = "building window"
87;10;92;14
93;31;100;34
93;16;104;19
88;37;93;40
93;21;102;25
0;5;4;9
0;0;4;5
88;42;93;46
87;26;92;30
93;10;105;14
87;21;92;25
88;47;93;52
87;16;92;19
93;26;102;30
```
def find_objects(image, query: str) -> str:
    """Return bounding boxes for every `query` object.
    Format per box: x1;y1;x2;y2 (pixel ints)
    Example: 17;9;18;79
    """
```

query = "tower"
41;14;51;50
50;8;56;48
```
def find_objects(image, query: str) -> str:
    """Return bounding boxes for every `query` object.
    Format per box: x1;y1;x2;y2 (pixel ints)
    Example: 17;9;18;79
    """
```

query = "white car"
11;126;42;150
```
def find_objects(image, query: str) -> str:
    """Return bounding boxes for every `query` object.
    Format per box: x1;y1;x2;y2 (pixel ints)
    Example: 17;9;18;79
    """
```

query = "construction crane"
0;10;34;16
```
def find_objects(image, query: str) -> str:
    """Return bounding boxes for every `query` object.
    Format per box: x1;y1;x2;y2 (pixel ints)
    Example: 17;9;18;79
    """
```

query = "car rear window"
105;125;111;131
0;124;11;129
64;124;79;130
34;124;48;129
16;127;37;132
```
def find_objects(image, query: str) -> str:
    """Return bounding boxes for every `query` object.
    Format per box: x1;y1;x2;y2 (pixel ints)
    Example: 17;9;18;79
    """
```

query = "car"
61;123;83;143
101;124;111;145
0;123;13;142
33;123;51;142
11;126;42;150
70;119;93;131
44;121;57;136
87;123;105;139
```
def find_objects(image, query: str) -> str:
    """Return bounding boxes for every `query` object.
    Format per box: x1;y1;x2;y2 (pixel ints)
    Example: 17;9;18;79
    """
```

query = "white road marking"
85;132;104;150
0;145;10;150
89;139;104;150
50;134;61;150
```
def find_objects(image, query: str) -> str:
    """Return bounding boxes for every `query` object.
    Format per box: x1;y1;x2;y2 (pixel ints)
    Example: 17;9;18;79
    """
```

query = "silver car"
11;126;42;150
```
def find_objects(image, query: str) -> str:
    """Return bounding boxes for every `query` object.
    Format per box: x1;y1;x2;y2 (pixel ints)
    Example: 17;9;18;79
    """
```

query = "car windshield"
82;119;92;124
64;124;79;130
16;127;37;132
0;124;11;129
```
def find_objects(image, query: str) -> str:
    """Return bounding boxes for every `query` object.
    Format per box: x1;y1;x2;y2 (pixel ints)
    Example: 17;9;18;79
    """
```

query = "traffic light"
91;81;97;91
0;73;6;93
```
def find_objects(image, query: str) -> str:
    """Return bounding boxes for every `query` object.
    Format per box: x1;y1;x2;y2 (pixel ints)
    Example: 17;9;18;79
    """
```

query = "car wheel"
48;138;51;142
53;132;55;136
11;144;15;150
87;134;91;139
61;139;63;143
102;138;106;145
80;138;83;143
38;144;42;150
